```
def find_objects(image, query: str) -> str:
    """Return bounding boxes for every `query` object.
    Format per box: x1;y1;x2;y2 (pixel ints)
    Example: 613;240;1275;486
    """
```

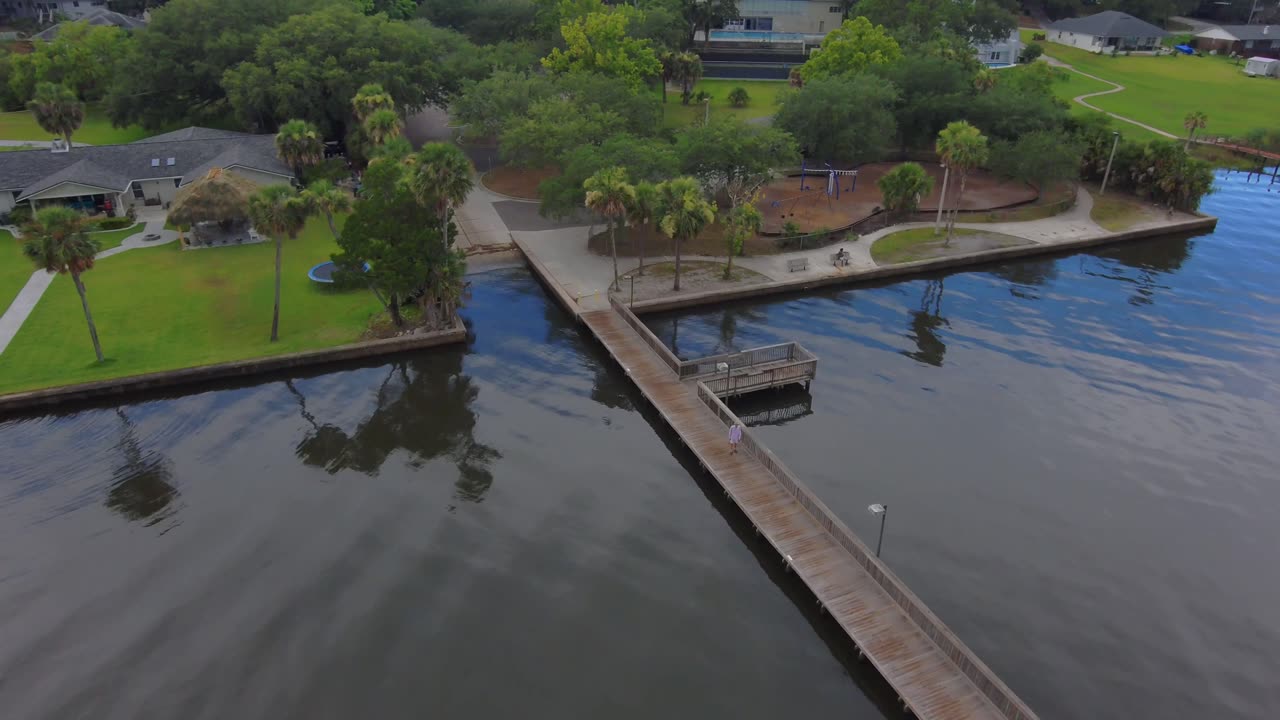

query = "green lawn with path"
0;106;151;145
1;229;31;317
88;224;147;252
662;79;789;128
0;217;385;395
1022;29;1280;138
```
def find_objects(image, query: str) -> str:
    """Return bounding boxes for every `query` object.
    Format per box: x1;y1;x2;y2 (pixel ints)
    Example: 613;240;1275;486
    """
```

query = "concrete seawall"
516;215;1217;318
0;319;467;416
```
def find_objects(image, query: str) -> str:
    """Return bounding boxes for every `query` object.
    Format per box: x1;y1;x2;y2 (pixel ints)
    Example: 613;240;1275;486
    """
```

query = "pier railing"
609;295;682;374
694;382;1037;720
679;342;803;379
610;297;817;394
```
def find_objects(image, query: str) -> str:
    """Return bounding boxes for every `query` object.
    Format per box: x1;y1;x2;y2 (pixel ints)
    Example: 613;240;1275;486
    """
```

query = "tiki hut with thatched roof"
168;167;261;246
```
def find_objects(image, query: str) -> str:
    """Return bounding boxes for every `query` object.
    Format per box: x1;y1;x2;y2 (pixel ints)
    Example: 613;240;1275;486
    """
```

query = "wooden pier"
584;296;1038;720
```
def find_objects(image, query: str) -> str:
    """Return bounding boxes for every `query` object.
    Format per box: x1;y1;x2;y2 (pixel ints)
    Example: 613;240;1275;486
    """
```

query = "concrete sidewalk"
0;214;180;355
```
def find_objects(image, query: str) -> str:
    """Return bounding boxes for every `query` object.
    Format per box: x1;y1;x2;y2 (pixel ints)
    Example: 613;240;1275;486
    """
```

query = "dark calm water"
1;169;1278;720
648;169;1280;720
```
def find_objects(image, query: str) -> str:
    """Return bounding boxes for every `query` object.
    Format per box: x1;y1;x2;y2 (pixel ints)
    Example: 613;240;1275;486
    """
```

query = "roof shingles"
0;128;292;198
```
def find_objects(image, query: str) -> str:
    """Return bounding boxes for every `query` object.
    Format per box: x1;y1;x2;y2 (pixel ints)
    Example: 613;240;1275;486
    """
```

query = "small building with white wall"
976;28;1022;66
0;128;294;220
1244;56;1280;77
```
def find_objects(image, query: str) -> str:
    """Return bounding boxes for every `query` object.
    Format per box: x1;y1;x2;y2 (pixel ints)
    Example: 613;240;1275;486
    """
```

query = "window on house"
150;159;159;167
173;179;181;188
829;5;842;11
166;158;175;166
990;51;1002;61
131;182;144;199
1246;40;1255;48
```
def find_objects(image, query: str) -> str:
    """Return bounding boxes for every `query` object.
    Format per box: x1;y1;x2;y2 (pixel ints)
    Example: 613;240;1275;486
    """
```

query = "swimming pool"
710;30;811;43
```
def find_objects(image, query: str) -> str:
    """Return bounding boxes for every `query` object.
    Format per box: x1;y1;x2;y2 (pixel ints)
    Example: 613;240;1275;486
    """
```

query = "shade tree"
775;74;898;164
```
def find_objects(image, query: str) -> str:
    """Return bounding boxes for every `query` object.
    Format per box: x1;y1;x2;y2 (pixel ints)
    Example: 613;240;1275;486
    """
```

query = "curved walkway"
0;213;179;355
1041;56;1177;139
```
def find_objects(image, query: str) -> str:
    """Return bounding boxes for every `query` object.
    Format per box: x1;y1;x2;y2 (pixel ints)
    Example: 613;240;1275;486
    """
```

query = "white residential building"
0;0;110;22
976;28;1022;66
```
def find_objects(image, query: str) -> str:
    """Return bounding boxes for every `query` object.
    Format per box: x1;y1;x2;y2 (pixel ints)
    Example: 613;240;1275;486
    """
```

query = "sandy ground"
618;261;770;303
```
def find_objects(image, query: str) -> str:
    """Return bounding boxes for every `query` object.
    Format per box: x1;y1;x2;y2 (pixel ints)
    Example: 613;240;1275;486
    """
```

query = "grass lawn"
661;79;789;128
871;227;1026;264
1089;190;1163;231
1;230;32;317
0;217;385;395
89;224;147;252
1022;29;1280;138
0;106;151;145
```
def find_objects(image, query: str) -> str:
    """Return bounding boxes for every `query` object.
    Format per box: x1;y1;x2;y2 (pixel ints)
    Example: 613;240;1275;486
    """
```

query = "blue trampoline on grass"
308;261;369;284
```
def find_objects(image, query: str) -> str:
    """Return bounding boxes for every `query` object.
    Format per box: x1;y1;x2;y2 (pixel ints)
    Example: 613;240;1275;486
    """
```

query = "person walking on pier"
728;423;743;454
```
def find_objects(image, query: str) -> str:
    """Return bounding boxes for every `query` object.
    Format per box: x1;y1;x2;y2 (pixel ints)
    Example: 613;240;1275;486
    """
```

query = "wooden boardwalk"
583;301;1037;720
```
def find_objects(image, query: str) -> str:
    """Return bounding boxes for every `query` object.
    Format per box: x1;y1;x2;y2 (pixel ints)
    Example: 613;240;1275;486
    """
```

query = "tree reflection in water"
989;258;1058;301
289;354;501;505
106;409;180;528
902;279;949;368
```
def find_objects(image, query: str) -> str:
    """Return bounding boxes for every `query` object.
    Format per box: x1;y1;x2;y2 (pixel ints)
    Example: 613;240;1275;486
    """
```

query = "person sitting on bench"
834;248;850;267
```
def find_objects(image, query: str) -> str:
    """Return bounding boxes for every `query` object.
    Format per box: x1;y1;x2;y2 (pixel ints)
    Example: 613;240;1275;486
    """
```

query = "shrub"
91;217;134;231
782;220;801;237
690;90;712;104
1020;43;1044;64
728;87;750;107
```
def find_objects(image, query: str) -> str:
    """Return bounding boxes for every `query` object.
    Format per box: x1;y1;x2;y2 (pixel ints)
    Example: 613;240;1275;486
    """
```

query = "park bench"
830;252;850;268
787;258;808;272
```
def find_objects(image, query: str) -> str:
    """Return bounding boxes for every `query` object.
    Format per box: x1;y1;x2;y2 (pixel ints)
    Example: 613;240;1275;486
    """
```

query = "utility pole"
1100;131;1121;196
934;164;950;235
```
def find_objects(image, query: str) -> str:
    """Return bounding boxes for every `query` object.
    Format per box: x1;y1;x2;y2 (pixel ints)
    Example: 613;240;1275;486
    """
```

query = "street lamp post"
868;503;888;558
1100;131;1121;196
934;164;950;235
704;96;711;125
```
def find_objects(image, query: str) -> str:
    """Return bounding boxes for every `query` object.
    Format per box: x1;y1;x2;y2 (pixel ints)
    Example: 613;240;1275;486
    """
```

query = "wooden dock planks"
581;306;1033;720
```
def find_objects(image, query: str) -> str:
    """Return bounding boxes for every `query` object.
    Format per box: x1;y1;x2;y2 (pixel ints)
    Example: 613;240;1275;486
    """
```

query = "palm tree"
300;180;352;241
363;108;402;147
1184;111;1208;150
248;185;310;342
275;119;324;178
935;120;989;245
658;51;678;104
657;177;715;292
584;167;636;292
406;142;474;251
974;68;997;93
626;180;658;277
877;162;935;219
27;82;83;148
22;207;104;362
675;52;704;105
351;83;395;124
722;202;762;280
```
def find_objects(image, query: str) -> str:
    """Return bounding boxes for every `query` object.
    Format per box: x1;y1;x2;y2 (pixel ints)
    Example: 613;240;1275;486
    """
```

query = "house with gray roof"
28;8;147;40
1194;25;1280;59
0;128;294;220
1047;10;1169;53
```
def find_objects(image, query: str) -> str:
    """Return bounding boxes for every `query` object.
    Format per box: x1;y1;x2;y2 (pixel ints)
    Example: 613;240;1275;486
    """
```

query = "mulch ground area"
481;166;558;200
756;162;1038;234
